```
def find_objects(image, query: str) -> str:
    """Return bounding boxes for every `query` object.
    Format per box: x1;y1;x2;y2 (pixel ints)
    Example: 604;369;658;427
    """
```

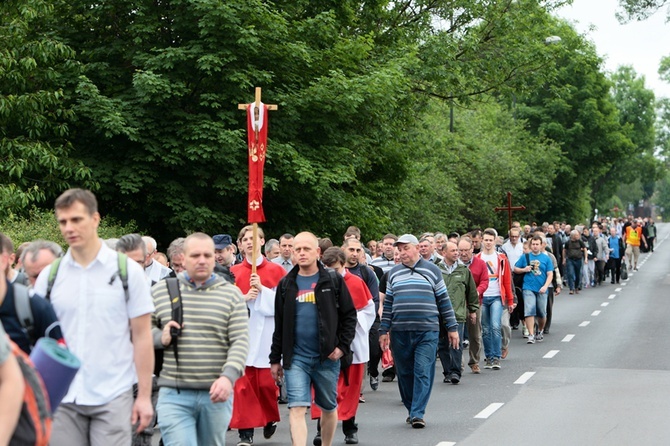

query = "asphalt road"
155;223;669;446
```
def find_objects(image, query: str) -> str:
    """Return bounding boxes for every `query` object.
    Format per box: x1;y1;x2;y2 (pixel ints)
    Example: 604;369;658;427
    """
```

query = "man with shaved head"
270;232;357;446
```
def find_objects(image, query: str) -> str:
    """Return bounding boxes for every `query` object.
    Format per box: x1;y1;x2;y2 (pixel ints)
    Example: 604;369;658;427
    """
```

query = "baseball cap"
213;234;233;250
393;234;419;246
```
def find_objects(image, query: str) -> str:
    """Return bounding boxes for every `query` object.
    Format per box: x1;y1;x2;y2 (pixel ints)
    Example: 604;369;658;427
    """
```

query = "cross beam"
494;191;526;233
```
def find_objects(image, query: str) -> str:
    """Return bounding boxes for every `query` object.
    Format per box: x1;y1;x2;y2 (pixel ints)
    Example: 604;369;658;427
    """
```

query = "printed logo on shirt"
296;290;316;304
485;261;499;283
530;259;541;275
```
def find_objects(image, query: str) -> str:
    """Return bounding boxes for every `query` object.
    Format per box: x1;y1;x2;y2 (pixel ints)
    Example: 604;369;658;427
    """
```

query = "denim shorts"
523;289;548;318
284;354;340;411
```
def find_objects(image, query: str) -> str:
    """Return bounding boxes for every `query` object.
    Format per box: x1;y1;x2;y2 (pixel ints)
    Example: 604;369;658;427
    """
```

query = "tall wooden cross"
238;87;277;273
494;191;526;233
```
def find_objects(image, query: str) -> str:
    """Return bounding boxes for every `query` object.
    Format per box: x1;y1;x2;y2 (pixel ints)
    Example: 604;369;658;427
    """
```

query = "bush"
0;207;137;250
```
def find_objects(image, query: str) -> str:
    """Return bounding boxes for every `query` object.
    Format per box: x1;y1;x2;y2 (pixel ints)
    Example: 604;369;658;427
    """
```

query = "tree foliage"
517;20;635;222
616;0;670;22
1;0;656;242
0;0;95;217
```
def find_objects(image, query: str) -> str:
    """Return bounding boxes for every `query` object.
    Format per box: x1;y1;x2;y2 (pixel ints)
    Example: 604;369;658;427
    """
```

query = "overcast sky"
556;0;670;99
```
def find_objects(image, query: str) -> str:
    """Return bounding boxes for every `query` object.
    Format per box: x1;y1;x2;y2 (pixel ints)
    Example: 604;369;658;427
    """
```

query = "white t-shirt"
481;252;501;297
34;240;154;406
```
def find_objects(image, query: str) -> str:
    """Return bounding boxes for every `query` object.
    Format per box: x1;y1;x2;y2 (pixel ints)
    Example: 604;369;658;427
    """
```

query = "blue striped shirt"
380;258;458;333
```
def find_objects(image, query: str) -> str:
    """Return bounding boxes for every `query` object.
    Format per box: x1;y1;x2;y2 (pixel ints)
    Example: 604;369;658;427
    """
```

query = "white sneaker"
523;326;529;338
527;334;535;344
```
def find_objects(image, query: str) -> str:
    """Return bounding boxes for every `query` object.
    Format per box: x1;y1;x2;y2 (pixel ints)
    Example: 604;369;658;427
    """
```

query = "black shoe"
263;422;277;439
313;431;322;446
382;374;395;382
411;417;426;428
450;373;460;384
345;433;359;444
237;435;254;446
442;375;450;383
370;375;379;391
278;396;288;404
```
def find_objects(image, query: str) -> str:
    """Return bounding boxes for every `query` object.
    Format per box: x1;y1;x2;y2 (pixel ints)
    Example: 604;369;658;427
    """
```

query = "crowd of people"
0;187;658;446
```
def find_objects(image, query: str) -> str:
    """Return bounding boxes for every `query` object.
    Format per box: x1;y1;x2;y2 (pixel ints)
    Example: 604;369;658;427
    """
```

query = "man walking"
379;234;459;428
270;232;357;446
514;234;554;344
475;229;515;369
230;225;285;446
437;242;478;383
152;232;249;445
34;188;155;446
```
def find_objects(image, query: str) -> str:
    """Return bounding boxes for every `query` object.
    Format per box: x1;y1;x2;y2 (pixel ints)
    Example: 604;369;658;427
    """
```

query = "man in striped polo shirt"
151;232;249;445
378;234;459;429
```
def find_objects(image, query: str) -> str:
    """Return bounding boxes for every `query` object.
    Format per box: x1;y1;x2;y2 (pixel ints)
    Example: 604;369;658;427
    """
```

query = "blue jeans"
481;295;503;360
437;323;465;378
566;258;583;291
284;353;340;411
390;330;438;420
523;289;548;318
157;387;233;446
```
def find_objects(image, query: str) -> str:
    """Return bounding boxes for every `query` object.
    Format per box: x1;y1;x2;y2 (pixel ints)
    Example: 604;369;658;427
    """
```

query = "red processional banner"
247;102;268;223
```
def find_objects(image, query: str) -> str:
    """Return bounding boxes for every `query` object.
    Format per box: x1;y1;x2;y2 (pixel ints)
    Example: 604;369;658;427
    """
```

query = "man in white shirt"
142;236;171;283
271;233;295;272
34;188;155;446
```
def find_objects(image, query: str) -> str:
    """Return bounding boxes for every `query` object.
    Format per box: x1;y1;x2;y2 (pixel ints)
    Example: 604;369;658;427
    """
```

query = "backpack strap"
165;278;182;365
526;252;530;265
45;257;64;301
328;268;341;302
13;283;36;346
117;252;130;302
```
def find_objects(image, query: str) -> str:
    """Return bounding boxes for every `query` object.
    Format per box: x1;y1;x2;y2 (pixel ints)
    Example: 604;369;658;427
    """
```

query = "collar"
63;238;109;268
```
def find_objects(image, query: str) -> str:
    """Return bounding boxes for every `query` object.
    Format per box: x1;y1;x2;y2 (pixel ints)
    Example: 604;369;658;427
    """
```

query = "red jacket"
467;256;489;301
475;252;515;307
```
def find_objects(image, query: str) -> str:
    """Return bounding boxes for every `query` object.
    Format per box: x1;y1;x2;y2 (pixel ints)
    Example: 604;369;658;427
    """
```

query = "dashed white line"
591;310;601;316
579;321;590;327
622;282;628;286
562;334;575;342
435;442;456;446
615;288;622;292
475;403;505;419
601;302;609;307
514;372;536;384
608;294;617;299
543;350;560;358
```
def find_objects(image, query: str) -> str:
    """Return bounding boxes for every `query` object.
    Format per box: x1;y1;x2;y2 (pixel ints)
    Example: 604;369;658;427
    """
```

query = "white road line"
608;294;616;299
435;442;456;446
622;282;628;286
601;302;609;307
514;372;536;384
474;403;505;419
591;310;601;316
544;350;560;358
579;321;590;327
615;287;622;291
562;334;575;342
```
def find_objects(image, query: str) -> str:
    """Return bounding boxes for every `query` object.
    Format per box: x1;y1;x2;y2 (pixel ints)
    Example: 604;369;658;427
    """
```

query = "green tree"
0;0;94;217
393;98;560;235
606;65;661;202
516;20;634;222
41;0;575;243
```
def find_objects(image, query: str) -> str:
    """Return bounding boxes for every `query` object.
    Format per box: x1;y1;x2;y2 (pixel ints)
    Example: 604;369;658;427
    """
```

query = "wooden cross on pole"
494;191;526;233
238;87;277;273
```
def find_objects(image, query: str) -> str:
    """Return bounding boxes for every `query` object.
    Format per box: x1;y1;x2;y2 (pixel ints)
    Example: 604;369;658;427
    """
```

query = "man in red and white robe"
230;225;286;446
